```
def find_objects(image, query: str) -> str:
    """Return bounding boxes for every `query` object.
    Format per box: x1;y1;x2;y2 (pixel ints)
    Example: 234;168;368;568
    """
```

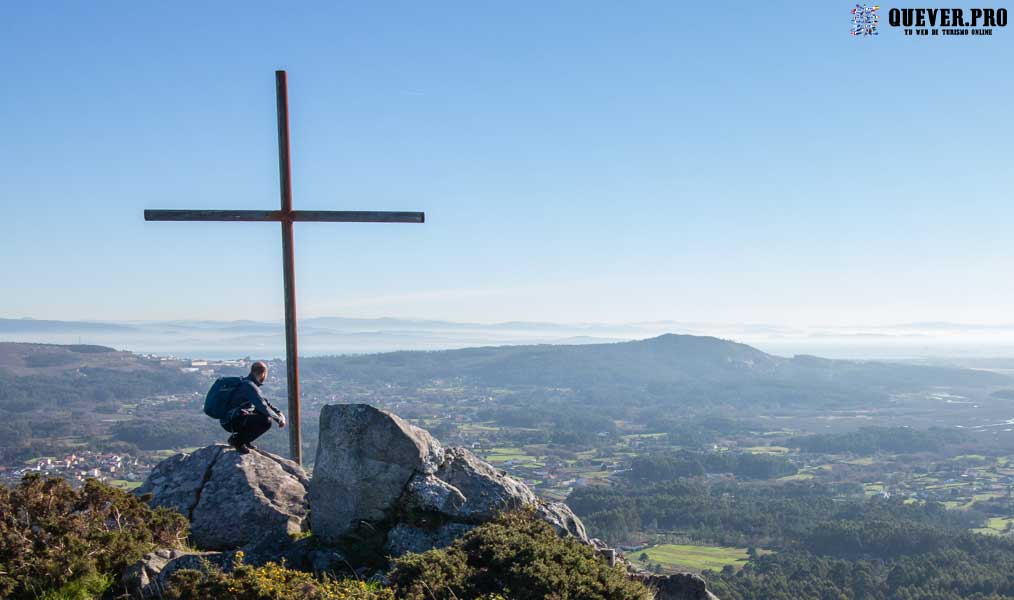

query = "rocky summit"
136;444;309;550
310;403;588;556
134;405;717;599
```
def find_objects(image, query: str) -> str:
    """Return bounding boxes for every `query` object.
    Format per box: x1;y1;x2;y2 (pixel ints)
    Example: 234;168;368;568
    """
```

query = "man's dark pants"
223;411;271;446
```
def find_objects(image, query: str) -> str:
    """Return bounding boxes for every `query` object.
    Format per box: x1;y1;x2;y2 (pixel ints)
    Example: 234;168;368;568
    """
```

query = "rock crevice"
187;445;223;520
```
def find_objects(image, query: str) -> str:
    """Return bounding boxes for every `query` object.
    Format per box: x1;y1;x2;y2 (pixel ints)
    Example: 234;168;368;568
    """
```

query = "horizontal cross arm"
144;209;424;223
145;209;282;222
293;210;424;223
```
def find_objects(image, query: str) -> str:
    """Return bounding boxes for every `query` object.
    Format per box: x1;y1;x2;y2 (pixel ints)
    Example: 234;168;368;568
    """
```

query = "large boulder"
428;447;538;521
137;444;309;550
309;404;589;557
310;404;443;545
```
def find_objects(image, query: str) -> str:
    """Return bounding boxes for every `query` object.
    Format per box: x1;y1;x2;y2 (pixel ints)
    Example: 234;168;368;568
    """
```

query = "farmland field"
973;517;1014;535
630;544;755;573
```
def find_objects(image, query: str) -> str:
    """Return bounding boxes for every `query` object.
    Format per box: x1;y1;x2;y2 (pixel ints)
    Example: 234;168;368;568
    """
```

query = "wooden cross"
144;71;424;465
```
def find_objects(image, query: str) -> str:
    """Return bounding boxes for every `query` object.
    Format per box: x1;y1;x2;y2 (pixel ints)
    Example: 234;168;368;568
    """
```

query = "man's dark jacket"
219;375;282;427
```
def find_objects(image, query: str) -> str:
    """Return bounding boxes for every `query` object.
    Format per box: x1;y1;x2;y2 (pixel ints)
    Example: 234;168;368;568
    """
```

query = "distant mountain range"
300;334;1011;410
1;335;1008;411
305;333;1014;390
0;317;635;358
5;317;1014;360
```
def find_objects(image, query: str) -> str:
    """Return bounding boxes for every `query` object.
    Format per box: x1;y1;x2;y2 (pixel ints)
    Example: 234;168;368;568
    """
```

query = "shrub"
389;511;652;600
0;474;189;600
164;552;394;600
38;572;113;600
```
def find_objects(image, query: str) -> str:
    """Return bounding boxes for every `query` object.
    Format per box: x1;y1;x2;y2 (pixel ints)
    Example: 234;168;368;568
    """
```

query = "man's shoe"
243;443;258;452
227;434;240;448
235;444;250;455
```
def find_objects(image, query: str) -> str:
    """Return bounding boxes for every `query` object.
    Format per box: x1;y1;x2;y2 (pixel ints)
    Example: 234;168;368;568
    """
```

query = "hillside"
301;334;1009;409
0;343;206;463
0;342;155;376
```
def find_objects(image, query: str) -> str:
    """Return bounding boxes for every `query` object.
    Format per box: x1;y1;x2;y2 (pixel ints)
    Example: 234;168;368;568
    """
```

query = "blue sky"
3;2;1012;326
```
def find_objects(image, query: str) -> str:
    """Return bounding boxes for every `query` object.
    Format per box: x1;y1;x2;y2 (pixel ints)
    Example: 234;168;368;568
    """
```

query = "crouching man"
222;361;286;454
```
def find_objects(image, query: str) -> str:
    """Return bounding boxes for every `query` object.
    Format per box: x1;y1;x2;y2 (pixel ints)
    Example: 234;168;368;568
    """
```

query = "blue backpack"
203;377;244;419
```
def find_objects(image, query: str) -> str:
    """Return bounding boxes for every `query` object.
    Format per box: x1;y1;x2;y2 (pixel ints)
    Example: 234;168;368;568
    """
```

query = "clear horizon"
4;2;1012;325
8;314;1014;362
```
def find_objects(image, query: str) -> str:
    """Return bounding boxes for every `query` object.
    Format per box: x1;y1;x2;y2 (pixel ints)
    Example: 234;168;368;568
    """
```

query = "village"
1;450;153;489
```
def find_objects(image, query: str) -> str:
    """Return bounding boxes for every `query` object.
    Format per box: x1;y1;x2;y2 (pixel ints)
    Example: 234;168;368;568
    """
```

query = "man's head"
250;361;268;384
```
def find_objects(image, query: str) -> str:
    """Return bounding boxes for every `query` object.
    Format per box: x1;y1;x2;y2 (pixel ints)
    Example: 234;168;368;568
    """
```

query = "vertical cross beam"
275;70;302;464
143;71;424;466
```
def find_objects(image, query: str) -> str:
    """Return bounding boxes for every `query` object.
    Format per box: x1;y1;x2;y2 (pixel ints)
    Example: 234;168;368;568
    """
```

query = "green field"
23;456;57;465
108;479;142;490
973;517;1014;535
778;472;815;481
483;447;538;463
742;446;789;455
621;433;668;440
843;456;875;465
953;454;988;462
631;544;755;573
986;517;1014;530
863;482;886;496
458;423;501;432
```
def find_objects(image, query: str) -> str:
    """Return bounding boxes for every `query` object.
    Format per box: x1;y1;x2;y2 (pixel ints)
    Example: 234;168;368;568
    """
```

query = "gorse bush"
38;572;114;600
389;511;652;600
0;474;189;600
165;513;647;600
164;551;394;600
2;477;650;600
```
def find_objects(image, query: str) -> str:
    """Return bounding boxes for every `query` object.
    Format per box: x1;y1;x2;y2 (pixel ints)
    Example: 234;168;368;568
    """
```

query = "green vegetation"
108;478;142;490
709;546;1014;600
0;475;652;600
631;544;752;573
0;474;189;600
571;476;1014;599
741;445;789;455
973;517;1014;535
843;456;875;465
112;418;221;450
389;511;650;600
483;446;537;463
6;339;1014;599
166;511;651;600
166;553;393;600
0;359;203;463
628;449;797;482
788;426;966;455
38;572;113;600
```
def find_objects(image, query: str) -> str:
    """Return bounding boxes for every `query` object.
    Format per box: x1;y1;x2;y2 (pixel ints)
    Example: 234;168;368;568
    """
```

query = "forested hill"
302;334;1010;408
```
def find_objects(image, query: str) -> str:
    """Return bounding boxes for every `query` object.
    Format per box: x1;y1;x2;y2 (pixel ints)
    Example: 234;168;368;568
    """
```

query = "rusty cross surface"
144;71;425;465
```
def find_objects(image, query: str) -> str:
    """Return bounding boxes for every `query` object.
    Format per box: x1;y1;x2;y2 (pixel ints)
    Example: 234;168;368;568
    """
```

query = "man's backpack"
203;377;244;420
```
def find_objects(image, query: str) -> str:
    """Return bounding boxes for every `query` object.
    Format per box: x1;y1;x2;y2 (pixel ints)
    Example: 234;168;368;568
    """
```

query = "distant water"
86;340;1014;365
122;344;300;361
7;329;1014;363
752;339;1014;361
